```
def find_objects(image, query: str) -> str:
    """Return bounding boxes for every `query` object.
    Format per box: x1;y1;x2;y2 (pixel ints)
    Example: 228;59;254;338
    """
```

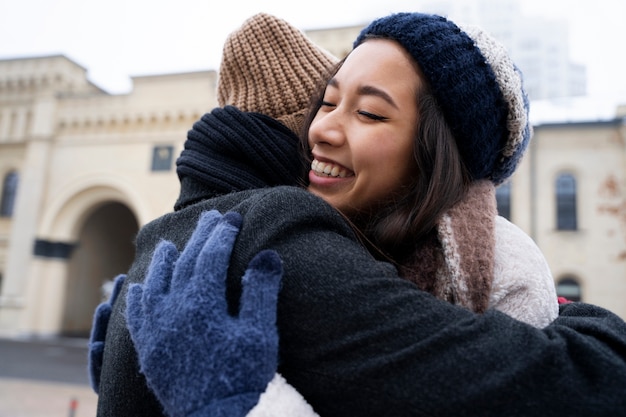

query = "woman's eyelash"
358;110;388;121
319;101;387;121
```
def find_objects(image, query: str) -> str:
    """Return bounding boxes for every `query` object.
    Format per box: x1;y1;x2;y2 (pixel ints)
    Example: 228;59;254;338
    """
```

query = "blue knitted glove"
126;210;282;417
88;273;126;393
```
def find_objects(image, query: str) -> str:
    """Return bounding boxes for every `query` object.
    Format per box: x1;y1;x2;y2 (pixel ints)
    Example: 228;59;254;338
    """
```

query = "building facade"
0;55;216;336
508;117;626;313
0;23;625;338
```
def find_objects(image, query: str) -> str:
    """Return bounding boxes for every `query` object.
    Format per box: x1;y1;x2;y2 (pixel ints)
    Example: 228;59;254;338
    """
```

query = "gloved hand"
88;273;126;393
126;210;282;417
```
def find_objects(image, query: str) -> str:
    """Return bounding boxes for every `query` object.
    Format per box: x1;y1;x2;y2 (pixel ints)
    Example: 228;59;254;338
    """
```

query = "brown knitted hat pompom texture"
218;13;339;135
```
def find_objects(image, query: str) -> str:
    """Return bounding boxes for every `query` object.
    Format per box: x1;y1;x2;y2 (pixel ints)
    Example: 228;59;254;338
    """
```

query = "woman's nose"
309;110;346;147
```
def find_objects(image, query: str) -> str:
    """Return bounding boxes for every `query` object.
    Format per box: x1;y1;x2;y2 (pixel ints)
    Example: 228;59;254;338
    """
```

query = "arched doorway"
61;201;138;336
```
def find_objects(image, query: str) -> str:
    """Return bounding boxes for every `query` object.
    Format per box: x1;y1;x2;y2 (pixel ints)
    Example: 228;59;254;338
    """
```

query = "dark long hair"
300;51;471;265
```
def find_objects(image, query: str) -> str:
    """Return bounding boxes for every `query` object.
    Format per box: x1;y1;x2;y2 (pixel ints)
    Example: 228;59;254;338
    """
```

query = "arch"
555;172;577;230
555;275;582;302
31;176;147;337
39;174;151;241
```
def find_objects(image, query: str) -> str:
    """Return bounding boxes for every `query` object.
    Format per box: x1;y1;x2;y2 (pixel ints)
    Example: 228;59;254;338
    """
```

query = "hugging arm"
126;209;318;417
126;210;292;417
88;273;126;394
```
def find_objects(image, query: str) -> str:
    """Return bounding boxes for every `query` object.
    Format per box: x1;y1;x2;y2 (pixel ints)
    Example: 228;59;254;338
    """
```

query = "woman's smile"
311;159;353;178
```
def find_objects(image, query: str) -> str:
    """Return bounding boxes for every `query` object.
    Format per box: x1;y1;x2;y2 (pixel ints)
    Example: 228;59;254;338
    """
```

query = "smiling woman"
298;12;555;325
307;40;420;217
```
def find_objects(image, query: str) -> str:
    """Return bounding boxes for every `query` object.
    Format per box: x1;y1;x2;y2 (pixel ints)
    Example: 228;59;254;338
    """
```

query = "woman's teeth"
311;159;351;178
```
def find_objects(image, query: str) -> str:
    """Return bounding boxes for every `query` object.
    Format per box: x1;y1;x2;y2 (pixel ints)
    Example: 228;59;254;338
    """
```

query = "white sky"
1;0;625;102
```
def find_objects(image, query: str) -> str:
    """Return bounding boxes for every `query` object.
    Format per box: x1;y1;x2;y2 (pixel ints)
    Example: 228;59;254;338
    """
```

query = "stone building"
0;25;625;338
0;55;216;336
508;115;626;314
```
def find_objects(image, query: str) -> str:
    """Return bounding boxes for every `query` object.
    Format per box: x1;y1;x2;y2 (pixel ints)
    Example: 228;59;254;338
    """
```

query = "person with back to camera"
91;12;626;417
91;12;339;417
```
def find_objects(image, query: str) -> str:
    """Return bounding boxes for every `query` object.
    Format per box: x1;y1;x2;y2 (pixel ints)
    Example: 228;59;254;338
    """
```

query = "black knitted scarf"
175;105;303;210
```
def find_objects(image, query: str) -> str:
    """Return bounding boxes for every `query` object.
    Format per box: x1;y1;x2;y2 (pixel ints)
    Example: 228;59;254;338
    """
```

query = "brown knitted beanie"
218;13;338;135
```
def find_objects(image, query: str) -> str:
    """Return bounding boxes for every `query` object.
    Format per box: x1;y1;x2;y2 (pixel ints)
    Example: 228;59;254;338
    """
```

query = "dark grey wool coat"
96;186;626;417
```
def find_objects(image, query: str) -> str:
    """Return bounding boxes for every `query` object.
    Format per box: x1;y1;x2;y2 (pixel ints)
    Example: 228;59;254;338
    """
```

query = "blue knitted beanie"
354;13;531;185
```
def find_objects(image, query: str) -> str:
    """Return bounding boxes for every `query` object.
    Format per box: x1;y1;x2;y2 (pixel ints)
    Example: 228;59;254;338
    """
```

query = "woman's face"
307;39;421;216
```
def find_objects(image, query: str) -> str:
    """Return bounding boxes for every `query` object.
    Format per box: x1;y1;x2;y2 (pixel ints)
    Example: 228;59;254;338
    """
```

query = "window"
556;276;582;302
556;173;577;230
495;181;511;220
0;171;19;217
151;145;174;172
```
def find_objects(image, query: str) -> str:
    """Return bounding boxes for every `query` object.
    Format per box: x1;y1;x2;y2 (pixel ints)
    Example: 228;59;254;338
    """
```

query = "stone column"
0;94;56;336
